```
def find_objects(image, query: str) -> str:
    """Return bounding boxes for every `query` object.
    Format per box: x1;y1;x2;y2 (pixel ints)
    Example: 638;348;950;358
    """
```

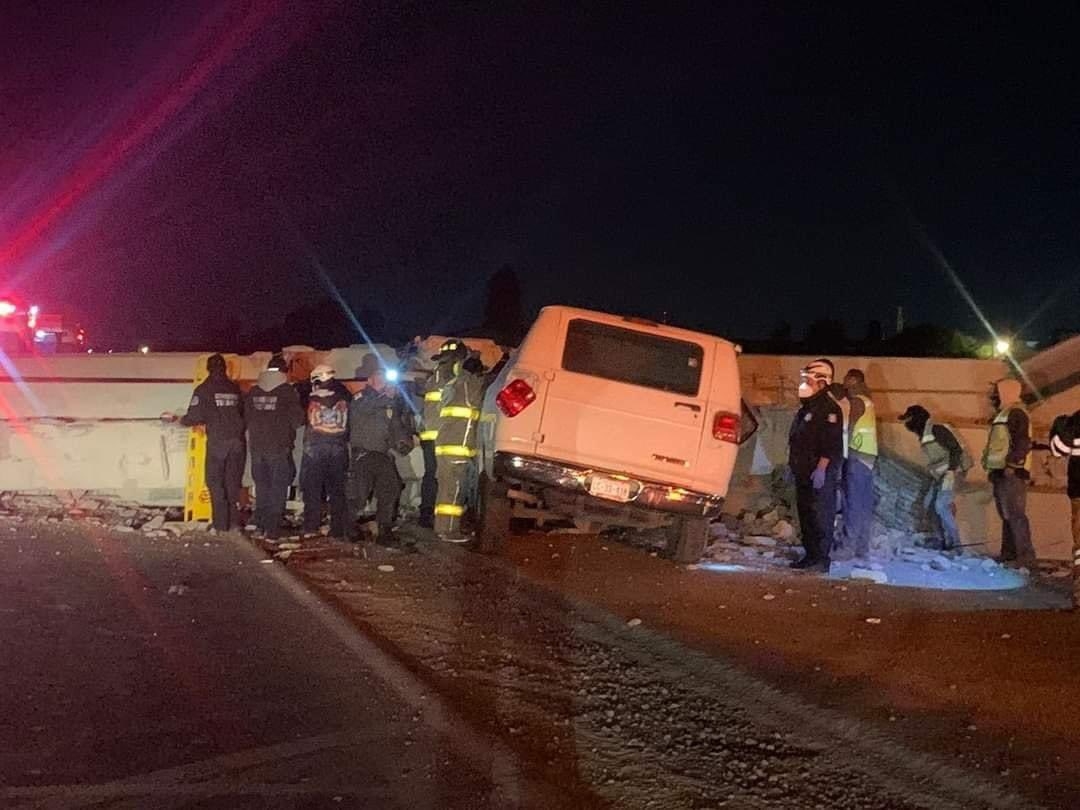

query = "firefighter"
418;339;467;529
788;358;844;572
168;354;245;533
1049;410;1080;608
982;378;1035;565
244;353;304;539
301;363;351;539
900;404;969;551
347;366;413;545
836;368;877;561
433;349;486;542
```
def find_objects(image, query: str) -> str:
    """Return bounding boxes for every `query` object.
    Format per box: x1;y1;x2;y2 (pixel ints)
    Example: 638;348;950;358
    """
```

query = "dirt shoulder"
279;531;1072;809
499;531;1080;809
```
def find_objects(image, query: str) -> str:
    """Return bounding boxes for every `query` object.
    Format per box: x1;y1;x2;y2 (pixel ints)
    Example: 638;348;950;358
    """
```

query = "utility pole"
896;305;905;336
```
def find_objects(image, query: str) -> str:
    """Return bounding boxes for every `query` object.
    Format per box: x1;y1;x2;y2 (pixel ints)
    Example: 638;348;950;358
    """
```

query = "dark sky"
2;2;1077;348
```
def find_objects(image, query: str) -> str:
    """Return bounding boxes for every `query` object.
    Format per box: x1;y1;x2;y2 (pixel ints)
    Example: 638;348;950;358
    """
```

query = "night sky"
2;3;1077;349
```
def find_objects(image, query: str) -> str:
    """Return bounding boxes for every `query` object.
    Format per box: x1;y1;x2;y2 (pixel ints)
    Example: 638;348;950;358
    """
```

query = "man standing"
788;358;844;572
900;404;968;550
348;367;413;546
837;369;877;561
245;353;304;539
1049;410;1080;608
301;364;351;539
418;339;467;530
982;378;1035;566
174;354;245;533
434;351;486;542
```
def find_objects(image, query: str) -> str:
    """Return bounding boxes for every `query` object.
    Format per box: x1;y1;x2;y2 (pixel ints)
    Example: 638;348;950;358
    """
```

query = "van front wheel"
475;473;511;554
667;516;707;564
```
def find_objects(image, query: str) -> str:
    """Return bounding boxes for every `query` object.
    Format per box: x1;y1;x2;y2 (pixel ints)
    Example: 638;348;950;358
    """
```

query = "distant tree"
863;319;883;346
764;320;794;353
881;323;983;358
802;318;848;355
481;265;525;346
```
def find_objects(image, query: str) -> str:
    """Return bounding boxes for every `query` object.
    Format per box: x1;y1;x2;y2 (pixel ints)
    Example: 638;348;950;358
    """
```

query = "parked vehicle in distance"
478;305;756;562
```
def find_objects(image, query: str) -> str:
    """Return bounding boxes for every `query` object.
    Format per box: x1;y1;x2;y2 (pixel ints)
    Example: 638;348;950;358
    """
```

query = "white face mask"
798;381;815;398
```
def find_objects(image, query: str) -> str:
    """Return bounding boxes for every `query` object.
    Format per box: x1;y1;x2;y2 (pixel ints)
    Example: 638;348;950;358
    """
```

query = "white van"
477;306;755;562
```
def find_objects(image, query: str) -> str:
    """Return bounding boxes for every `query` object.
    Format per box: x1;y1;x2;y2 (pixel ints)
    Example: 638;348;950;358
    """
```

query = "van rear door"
538;316;711;488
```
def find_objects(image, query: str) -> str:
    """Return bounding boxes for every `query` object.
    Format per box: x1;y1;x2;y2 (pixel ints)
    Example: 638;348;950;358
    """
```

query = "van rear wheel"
667;516;707;564
475;473;511;554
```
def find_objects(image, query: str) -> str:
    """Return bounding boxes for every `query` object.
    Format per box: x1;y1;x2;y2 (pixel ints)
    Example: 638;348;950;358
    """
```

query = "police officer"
982;378;1035;565
347;367;413;545
419;339;467;529
788;358;844;572
301;364;351;539
900;404;968;551
433;350;486;542
245;353;304;539
169;354;245;533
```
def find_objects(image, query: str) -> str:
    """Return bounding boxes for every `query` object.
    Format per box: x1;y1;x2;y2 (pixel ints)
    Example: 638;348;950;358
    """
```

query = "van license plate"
589;476;633;502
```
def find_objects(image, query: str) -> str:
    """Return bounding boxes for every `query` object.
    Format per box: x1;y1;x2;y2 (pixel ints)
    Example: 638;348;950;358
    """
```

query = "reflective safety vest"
434;370;485;460
921;420;970;477
983;405;1032;472
849;394;878;457
419;362;455;442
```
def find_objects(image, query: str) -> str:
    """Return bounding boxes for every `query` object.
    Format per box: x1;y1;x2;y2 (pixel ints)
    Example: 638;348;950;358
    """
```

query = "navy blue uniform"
182;372;245;532
245;372;304;537
789;390;845;566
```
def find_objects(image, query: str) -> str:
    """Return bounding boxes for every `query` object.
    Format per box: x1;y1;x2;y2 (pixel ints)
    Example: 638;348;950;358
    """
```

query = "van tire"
668;516;708;564
475;473;511;554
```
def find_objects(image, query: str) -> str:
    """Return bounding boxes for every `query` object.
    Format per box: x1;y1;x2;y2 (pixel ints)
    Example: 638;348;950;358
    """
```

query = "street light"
994;338;1011;356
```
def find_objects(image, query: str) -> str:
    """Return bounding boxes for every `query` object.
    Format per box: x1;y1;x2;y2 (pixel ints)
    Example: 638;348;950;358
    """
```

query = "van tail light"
496;379;537;417
713;411;740;443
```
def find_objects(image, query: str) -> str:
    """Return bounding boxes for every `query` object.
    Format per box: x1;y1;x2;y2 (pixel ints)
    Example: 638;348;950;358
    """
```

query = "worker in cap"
433;346;486;542
164;354;246;532
418;339;469;530
900;404;970;551
244;352;304;540
982;378;1035;565
834;368;877;562
300;363;352;539
787;358;844;572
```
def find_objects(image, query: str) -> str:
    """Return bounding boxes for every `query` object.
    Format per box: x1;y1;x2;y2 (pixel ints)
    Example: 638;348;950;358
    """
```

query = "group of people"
168;338;493;546
788;358;1035;573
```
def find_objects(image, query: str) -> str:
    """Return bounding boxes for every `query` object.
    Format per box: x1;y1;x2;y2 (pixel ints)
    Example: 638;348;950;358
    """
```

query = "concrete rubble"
702;482;1039;591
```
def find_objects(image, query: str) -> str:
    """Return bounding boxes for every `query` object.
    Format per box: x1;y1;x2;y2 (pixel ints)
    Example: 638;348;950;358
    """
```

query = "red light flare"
0;0;316;270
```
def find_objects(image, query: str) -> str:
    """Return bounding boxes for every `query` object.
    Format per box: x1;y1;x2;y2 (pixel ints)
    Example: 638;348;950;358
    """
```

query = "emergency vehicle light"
0;301;16;317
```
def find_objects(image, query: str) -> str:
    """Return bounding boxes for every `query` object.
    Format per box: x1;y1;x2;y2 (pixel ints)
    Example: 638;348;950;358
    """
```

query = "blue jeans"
841;458;875;557
301;442;348;537
926;479;960;550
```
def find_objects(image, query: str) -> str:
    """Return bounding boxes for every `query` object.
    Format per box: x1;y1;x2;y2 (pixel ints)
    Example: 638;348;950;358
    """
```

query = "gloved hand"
810;466;827;490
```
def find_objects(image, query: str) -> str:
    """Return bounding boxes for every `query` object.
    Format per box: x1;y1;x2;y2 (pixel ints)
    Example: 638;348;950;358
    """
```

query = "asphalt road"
0;520;579;809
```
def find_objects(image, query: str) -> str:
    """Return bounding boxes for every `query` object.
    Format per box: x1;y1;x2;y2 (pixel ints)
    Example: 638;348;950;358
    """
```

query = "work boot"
790;556;816;570
376;530;399;548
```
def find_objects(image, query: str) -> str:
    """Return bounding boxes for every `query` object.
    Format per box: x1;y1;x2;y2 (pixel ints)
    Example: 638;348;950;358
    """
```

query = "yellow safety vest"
983;405;1032;472
849;394;878;457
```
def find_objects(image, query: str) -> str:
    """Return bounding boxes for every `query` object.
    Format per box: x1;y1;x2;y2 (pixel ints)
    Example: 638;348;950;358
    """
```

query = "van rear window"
562;319;704;395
